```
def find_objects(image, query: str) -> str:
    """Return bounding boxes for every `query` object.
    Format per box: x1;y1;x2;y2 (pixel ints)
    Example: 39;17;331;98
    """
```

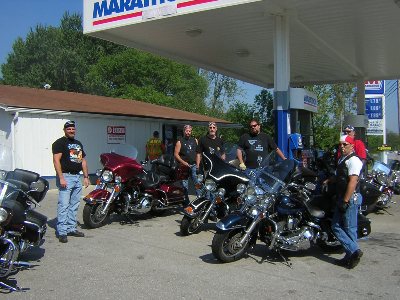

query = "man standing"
343;125;367;162
196;122;226;169
52;121;89;243
174;124;199;205
237;119;286;172
330;135;364;269
146;130;165;161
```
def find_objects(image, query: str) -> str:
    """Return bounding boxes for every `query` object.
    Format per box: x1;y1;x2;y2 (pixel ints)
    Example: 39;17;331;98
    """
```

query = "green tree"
252;89;274;136
1;13;123;91
84;49;208;113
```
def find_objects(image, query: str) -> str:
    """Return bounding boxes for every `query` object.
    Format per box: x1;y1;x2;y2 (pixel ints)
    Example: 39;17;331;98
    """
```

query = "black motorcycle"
0;169;48;291
211;159;371;263
180;153;249;236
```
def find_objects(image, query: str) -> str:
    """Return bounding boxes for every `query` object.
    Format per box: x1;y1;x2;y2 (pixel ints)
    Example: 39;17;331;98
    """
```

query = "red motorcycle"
82;144;188;228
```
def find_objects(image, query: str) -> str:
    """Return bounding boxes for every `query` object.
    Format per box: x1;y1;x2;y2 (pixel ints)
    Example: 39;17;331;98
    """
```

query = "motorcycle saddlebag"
22;210;48;245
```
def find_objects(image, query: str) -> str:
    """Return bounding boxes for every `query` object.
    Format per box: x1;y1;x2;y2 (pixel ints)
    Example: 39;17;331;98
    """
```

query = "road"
2;189;400;299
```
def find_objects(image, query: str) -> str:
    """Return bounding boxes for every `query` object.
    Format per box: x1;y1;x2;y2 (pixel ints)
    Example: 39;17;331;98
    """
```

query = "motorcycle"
83;144;189;228
390;160;400;194
211;159;371;263
0;168;48;291
364;161;394;211
180;152;249;236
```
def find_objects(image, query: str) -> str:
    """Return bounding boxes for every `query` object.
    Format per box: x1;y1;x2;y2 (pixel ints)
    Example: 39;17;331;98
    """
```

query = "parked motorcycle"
0;169;48;291
391;160;400;194
180;152;249;236
364;161;394;211
211;159;371;263
83;144;189;228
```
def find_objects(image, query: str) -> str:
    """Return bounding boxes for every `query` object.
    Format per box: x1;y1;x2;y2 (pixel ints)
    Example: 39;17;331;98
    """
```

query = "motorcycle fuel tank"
276;195;305;215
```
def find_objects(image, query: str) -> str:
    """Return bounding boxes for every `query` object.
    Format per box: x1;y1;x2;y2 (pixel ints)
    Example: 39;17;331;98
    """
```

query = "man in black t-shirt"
196;122;226;169
52;120;89;243
237;119;286;171
174;124;200;204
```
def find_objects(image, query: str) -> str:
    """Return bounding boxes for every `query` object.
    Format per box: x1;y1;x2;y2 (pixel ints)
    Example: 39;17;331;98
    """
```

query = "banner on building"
107;126;126;144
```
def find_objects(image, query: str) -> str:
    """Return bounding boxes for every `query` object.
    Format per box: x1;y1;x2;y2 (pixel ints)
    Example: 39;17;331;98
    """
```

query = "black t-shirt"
238;132;277;168
178;136;197;164
196;135;225;157
52;136;86;173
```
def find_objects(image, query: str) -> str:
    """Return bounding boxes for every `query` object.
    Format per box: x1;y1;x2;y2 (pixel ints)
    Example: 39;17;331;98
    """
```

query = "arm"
276;148;287;160
196;153;201;169
53;153;66;188
82;158;90;188
174;140;189;167
343;175;359;203
237;148;245;164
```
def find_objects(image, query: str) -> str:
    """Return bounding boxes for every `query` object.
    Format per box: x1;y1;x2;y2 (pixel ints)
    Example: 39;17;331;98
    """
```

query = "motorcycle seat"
137;172;160;188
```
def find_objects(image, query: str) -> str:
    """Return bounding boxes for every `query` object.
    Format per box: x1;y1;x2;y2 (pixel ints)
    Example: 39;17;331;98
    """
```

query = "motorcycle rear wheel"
83;203;109;229
180;215;204;236
212;229;249;263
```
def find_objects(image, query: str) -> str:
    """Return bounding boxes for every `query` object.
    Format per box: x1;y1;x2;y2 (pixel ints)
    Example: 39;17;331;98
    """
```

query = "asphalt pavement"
1;188;400;299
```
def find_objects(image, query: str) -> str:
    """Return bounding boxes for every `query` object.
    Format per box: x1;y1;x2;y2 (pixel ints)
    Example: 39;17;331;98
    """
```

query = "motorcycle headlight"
96;169;102;177
196;174;204;183
244;194;257;205
101;170;114;183
0;207;11;225
217;188;226;197
236;183;246;194
251;208;260;216
205;179;217;192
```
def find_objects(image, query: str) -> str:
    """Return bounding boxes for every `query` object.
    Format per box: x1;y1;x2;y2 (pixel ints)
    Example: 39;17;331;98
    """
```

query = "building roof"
0;85;236;127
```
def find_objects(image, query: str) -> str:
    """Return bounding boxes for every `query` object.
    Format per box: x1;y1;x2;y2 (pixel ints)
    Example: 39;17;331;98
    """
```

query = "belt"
63;171;81;175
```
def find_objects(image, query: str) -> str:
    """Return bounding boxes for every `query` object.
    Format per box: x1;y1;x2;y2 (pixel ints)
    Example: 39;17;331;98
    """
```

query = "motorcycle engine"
274;215;314;251
122;191;152;214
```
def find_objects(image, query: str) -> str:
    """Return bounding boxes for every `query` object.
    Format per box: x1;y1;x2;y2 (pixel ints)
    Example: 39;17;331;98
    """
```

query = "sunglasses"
250;124;259;128
340;142;350;146
209;126;216;129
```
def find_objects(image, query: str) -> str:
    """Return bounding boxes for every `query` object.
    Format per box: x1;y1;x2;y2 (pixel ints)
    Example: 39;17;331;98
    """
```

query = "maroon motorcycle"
82;144;188;228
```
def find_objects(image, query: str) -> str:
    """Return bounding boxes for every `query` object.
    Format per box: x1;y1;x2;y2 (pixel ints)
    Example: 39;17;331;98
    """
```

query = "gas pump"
288;133;303;161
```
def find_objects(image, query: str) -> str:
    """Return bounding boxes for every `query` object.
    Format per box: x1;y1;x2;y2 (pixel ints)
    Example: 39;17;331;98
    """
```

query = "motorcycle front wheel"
180;214;205;236
83;203;109;229
212;229;249;263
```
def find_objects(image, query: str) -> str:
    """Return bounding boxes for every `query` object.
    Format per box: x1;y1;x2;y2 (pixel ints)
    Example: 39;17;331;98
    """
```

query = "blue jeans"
331;194;359;257
56;174;82;236
182;164;200;205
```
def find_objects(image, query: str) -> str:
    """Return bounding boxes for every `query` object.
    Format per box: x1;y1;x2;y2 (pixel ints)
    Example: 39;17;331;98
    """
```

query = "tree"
1;13;123;92
252;89;274;135
84;49;208;113
200;70;244;115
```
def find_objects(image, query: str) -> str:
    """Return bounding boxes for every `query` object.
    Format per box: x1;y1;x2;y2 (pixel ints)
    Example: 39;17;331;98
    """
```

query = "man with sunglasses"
340;125;367;176
237;119;286;171
196;122;226;169
327;135;364;269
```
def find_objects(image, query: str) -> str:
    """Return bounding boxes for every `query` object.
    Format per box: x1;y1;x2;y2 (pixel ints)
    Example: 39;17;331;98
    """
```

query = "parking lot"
2;188;400;299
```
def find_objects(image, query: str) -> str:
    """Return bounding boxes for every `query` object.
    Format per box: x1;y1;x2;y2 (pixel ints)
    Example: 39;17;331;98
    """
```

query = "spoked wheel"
83;203;109;229
180;214;205;236
212;229;249;263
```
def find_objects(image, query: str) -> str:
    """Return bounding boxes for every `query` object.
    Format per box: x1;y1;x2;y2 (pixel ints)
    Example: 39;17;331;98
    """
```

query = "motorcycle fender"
83;189;110;204
183;197;211;217
215;212;249;232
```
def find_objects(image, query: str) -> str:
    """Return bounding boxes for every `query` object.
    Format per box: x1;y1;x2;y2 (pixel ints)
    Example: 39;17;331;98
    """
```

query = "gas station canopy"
84;0;400;87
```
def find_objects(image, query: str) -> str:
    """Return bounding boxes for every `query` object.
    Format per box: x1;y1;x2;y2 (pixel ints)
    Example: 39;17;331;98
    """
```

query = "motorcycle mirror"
30;181;45;192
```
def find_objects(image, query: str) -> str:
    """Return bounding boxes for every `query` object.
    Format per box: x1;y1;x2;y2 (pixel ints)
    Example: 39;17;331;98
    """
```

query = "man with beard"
196;122;226;169
237;119;286;172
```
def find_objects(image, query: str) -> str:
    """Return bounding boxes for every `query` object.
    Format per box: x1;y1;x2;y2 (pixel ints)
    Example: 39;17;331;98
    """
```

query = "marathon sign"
84;0;254;31
365;80;385;95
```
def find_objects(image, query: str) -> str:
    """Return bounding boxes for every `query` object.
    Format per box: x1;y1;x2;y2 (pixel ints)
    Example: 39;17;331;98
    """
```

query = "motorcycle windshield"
110;144;138;160
372;161;390;175
0;180;18;205
257;159;296;193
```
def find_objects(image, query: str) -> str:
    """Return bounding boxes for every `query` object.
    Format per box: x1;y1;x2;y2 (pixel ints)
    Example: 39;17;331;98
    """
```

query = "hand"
239;163;246;171
337;201;349;213
83;177;90;188
59;177;67;188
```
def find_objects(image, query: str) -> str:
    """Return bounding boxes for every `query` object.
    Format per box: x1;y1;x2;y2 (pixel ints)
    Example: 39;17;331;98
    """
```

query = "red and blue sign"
365;80;385;95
